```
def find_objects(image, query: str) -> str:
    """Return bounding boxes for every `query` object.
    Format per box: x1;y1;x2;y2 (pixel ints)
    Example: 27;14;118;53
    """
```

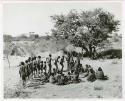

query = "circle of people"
19;54;107;87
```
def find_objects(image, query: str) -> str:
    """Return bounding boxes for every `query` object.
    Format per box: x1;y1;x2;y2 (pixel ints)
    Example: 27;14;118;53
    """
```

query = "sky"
3;2;122;36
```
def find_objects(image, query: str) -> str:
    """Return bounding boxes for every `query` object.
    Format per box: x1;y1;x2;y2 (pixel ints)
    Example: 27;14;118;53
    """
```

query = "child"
19;62;26;88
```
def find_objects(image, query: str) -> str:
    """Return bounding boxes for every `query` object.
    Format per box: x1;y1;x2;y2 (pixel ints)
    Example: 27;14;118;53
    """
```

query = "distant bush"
62;47;122;59
62;48;83;58
98;49;122;59
3;35;13;42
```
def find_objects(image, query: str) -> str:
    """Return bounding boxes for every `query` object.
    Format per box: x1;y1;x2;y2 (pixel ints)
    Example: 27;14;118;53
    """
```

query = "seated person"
84;64;89;77
72;70;80;83
87;68;96;82
67;72;71;81
60;73;65;85
42;72;49;83
56;72;62;85
49;73;56;84
96;67;107;80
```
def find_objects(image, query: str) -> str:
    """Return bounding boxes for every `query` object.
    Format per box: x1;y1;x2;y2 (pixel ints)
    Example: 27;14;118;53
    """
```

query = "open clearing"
4;54;122;98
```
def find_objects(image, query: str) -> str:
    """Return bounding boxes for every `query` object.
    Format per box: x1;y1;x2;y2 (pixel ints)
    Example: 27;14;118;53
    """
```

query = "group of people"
19;53;107;87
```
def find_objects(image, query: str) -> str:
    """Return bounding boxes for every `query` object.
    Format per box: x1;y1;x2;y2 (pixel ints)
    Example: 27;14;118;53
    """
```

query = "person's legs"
61;64;64;72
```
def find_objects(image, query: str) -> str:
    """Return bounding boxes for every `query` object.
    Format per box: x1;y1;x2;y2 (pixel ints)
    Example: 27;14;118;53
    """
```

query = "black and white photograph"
2;0;123;99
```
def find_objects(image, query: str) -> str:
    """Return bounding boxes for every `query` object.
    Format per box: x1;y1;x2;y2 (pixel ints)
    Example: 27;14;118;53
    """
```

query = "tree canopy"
51;8;120;59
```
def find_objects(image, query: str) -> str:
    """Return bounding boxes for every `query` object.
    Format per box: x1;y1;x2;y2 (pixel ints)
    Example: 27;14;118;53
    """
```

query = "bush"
98;49;122;59
62;49;83;58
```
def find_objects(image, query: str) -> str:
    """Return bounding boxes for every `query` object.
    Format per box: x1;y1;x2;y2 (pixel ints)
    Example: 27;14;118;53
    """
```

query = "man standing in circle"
48;54;52;76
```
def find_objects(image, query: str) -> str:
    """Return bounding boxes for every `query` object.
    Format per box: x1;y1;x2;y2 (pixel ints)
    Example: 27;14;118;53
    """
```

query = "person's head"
58;56;60;59
88;65;91;68
21;62;24;65
89;68;94;73
86;64;89;68
28;57;31;61
31;57;34;61
44;61;46;64
98;67;102;71
68;72;71;75
25;60;28;63
38;56;41;59
71;70;74;73
49;54;52;57
34;57;36;60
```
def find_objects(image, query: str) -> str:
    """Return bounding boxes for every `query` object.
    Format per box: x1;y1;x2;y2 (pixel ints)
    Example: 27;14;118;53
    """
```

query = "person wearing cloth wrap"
60;56;65;72
54;56;60;71
19;62;26;88
48;54;52;76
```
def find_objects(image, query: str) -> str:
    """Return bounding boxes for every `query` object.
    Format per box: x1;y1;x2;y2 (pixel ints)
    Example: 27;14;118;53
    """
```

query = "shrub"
98;49;122;59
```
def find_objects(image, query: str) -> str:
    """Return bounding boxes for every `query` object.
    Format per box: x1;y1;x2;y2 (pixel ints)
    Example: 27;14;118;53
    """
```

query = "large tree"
51;8;119;59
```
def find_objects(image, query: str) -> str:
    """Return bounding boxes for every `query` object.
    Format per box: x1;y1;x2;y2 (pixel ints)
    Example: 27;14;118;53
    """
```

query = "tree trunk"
89;45;97;59
82;45;97;59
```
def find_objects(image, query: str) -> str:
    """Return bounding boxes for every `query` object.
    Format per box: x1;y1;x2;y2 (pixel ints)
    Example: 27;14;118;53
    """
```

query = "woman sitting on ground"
73;70;80;83
87;68;96;82
84;64;89;77
49;73;56;84
96;67;107;80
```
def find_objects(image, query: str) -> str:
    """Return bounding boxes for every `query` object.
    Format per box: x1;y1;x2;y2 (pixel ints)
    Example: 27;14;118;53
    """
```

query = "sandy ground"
4;55;122;98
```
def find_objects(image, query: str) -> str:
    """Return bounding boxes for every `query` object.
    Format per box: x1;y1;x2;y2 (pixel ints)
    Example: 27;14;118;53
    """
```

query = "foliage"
51;8;120;59
98;49;122;59
3;35;13;42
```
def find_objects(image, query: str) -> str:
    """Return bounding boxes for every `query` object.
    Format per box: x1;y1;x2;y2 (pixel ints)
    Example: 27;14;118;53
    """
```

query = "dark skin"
48;55;52;75
60;56;65;72
54;56;60;71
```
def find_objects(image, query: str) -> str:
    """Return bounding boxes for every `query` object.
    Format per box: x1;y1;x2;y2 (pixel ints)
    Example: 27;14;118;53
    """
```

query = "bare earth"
4;55;122;98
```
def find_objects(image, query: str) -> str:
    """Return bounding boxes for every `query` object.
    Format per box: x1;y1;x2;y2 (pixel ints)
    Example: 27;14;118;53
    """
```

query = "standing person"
26;60;31;80
66;53;70;71
24;60;28;80
40;61;43;74
37;56;41;75
43;61;47;73
28;57;32;77
48;54;52;76
74;55;80;72
69;54;74;71
19;62;26;88
33;57;37;77
54;56;60;71
30;57;34;78
60;56;65;72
